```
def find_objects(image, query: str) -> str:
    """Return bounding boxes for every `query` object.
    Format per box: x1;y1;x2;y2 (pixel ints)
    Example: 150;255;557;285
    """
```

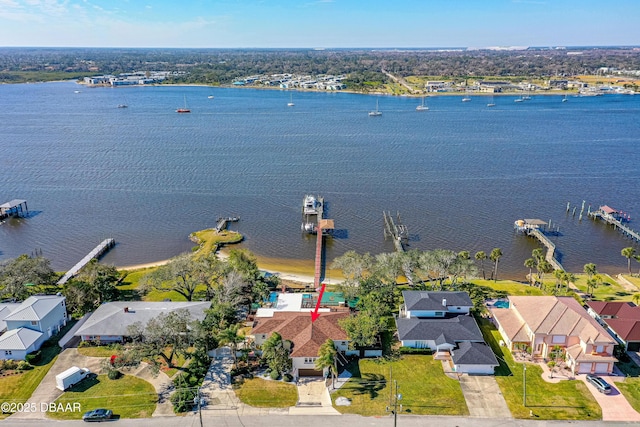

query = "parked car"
82;408;113;422
586;374;612;394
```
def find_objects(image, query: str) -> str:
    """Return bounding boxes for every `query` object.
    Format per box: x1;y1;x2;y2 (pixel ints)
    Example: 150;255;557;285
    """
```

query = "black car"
586;374;612;394
82;408;113;422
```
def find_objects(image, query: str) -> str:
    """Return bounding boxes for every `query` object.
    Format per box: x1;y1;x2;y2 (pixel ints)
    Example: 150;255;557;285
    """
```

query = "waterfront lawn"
48;374;157;420
617;378;640;413
190;229;243;257
118;267;205;302
332;355;469;416
620;274;640;290
478;318;601;420
77;344;123;358
234;378;298;408
571;274;635;301
469;279;545;296
0;346;60;420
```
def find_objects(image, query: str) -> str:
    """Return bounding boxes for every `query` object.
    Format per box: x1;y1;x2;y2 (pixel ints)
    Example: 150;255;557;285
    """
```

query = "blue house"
0;295;67;360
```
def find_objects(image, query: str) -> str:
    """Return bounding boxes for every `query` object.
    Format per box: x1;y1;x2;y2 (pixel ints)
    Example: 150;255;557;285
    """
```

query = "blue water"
267;292;278;304
492;300;510;309
1;81;639;279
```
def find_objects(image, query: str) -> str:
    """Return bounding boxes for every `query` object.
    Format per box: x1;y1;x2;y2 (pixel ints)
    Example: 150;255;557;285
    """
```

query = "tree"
261;332;292;377
583;263;597;280
524;258;536;285
622;247;636;275
537;260;554;287
0;254;56;300
315;339;338;388
490;248;503;282
125;309;196;369
474;251;487;280
219;324;245;370
635;255;640;277
339;312;384;351
141;253;200;301
633;293;640;306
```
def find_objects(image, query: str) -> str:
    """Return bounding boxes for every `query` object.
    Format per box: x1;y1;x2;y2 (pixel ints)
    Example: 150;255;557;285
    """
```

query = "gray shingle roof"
451;341;499;366
402;291;473;311
395;315;484;344
75;301;210;337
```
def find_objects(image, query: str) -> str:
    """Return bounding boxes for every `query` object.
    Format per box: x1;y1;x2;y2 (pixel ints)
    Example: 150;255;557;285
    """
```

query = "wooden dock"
57;238;116;285
383;211;408;252
589;207;640;243
216;216;240;232
309;196;334;288
526;228;564;271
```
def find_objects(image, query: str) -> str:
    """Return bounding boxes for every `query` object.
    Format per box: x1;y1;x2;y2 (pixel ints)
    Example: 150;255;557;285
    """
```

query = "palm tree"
583;263;597;280
490;248;503;282
633;293;640;306
564;272;576;293
219;324;245;370
621;247;636;274
538;260;554;288
261;332;292;377
315;339;338;388
524;258;536;285
635;255;640;277
475;251;487;280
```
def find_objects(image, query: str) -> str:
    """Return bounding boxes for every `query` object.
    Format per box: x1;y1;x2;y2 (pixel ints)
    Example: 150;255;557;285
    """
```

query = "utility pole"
386;380;401;427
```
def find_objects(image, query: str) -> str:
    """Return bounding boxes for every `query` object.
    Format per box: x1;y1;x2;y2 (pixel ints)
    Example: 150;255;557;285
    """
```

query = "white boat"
303;195;321;215
287;93;294;107
416;97;429;111
514;96;524;103
369;98;382;116
117;104;128;108
562;94;568;102
487;95;496;107
462;96;471;102
208;95;214;99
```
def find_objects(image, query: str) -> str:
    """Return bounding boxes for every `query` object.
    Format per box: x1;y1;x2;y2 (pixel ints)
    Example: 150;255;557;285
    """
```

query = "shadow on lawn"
350;373;387;399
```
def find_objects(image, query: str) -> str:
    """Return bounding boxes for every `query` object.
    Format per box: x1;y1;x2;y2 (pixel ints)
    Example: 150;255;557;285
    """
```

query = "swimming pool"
492;300;509;309
268;292;278;304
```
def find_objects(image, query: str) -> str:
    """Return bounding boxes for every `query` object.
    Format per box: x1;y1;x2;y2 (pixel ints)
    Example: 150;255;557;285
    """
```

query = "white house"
0;295;67;360
399;291;473;318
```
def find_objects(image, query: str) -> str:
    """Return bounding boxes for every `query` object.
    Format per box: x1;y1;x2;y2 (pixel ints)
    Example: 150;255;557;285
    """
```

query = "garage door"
628;342;640;352
298;369;323;377
594;363;610;373
577;362;592;374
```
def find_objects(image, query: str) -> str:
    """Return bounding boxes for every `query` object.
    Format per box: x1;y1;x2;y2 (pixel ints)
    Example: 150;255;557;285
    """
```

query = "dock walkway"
57;238;115;285
589;210;640;243
216;216;239;233
526;228;564;271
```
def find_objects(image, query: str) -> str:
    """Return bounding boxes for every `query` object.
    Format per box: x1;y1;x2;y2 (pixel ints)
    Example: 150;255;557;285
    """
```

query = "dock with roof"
588;205;640;243
514;219;564;271
0;199;28;219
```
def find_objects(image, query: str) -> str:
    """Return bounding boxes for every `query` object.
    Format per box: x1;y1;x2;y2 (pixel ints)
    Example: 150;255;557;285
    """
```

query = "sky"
0;0;638;48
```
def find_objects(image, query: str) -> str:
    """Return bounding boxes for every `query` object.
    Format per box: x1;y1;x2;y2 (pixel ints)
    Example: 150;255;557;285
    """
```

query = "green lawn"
234;378;298;407
0;346;60;419
478;318;602;420
470;279;545;296
332;355;469;416
48;374;157;420
571;274;636;301
617;378;640;413
77;345;123;358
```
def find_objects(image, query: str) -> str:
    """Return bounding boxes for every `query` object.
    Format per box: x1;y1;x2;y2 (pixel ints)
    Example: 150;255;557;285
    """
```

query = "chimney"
124;307;129;313
442;298;447;307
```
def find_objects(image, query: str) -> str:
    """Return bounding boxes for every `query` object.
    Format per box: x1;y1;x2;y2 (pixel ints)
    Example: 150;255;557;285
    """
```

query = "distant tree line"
2;47;640;85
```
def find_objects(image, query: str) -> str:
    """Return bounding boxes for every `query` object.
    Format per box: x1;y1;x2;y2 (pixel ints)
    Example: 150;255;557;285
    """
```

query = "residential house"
0;295;67;360
491;296;617;374
586;301;640;352
396;291;498;374
74;301;210;344
0;303;21;333
251;311;350;377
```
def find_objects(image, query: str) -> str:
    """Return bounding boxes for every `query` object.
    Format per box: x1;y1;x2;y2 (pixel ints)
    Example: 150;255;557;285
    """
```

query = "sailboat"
486;95;496;107
287;93;295;107
176;96;191;113
562;94;568;102
416;96;429;111
368;97;382;116
522;90;532;101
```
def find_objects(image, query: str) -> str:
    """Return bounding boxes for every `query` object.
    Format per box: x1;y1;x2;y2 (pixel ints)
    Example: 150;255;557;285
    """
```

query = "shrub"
25;350;41;364
107;369;122;380
283;373;293;382
17;361;33;371
171;387;197;413
398;347;433;355
269;370;281;380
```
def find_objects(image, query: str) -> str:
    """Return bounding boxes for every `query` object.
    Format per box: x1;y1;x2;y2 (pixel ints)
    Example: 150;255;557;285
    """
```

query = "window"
552;335;565;344
341;341;346;346
5;351;12;356
435;311;444;316
30;321;38;326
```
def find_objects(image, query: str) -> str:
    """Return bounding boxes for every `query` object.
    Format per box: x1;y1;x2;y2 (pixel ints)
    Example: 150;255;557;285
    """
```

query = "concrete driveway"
459;375;512;418
581;374;640;422
8;348;105;420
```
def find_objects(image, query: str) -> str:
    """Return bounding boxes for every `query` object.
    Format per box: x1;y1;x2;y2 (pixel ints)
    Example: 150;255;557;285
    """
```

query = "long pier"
383;211;408;252
57;238;116;285
310;197;334;288
588;208;640;243
526;228;564;271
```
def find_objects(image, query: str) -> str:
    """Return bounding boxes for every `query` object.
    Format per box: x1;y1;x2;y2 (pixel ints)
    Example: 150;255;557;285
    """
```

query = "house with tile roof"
490;296;617;374
0;295;67;360
251;311;350;377
74;301;210;343
586;301;640;352
396;291;498;374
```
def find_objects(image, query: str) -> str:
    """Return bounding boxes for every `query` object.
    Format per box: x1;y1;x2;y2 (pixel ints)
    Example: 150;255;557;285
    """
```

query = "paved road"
459;374;512;418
